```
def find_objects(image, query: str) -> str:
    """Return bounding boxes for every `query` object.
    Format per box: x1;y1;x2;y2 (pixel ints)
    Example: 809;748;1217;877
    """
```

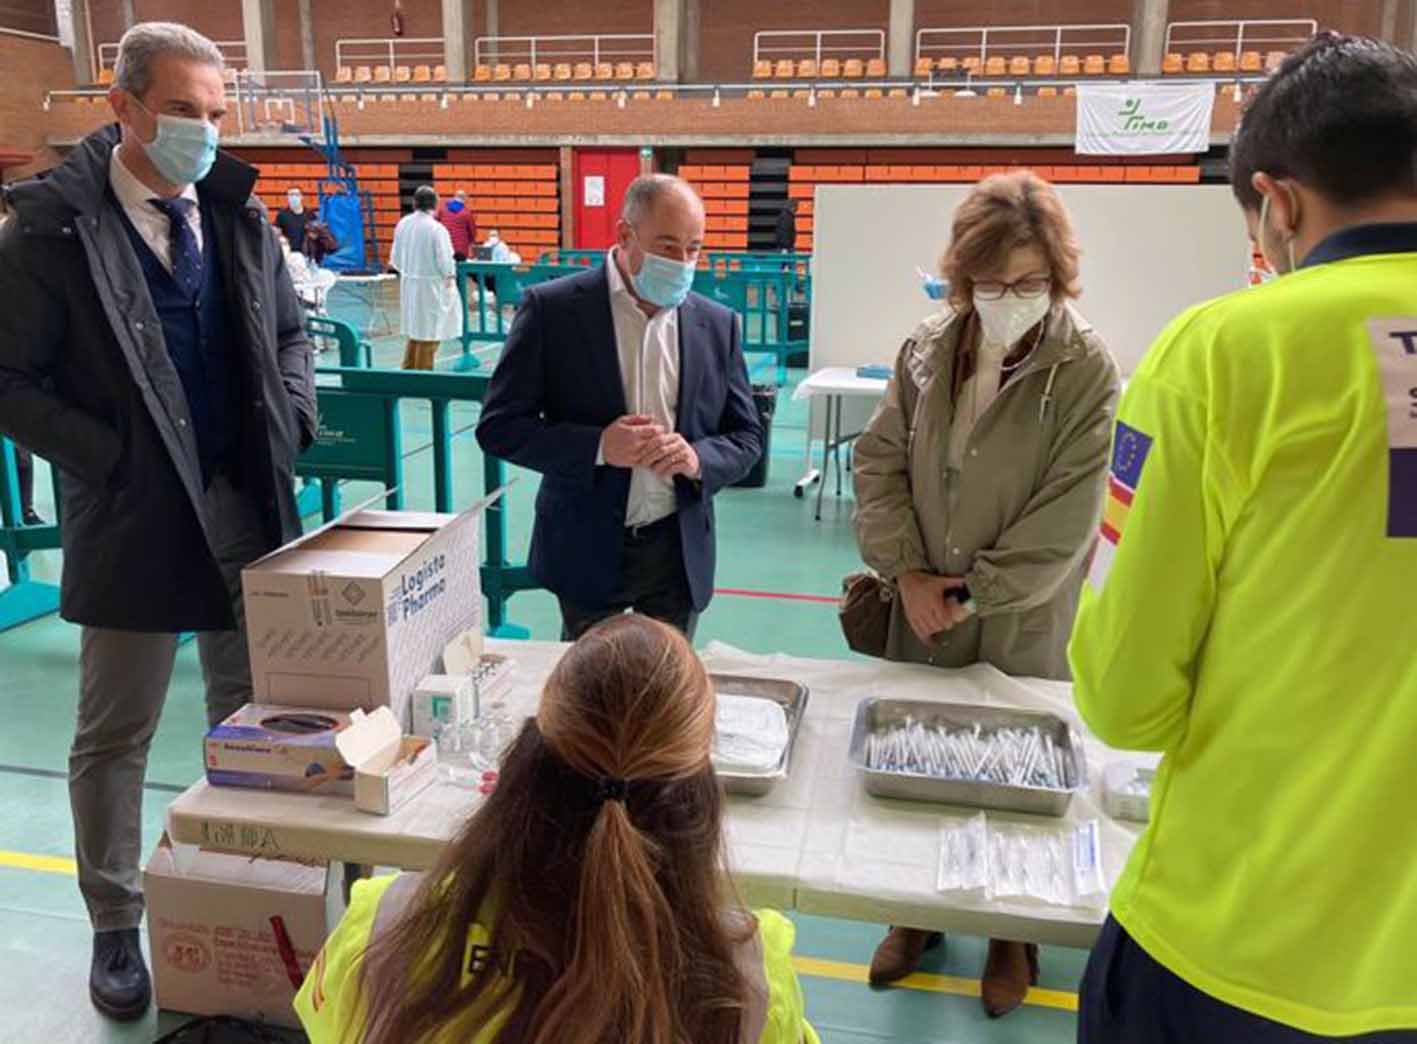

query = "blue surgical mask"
631;249;695;310
134;99;219;187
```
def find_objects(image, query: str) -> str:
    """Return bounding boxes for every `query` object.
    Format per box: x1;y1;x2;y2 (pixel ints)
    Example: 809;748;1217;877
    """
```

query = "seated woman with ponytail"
295;614;819;1044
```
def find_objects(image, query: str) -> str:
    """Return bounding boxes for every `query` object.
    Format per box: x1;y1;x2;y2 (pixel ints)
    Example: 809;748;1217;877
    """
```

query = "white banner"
1075;83;1216;156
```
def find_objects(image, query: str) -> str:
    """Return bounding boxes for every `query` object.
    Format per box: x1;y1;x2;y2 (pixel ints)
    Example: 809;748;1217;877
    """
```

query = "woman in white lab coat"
389;185;464;370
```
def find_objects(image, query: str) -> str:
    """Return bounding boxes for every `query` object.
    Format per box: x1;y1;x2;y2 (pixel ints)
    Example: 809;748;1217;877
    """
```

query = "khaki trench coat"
853;304;1120;679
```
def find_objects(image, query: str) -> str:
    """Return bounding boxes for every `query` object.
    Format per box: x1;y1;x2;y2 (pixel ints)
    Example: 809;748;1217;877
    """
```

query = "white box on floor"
242;505;483;729
144;833;332;1029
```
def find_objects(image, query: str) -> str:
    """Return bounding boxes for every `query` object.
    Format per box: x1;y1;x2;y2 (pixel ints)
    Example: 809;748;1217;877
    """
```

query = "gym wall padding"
808;183;1253;379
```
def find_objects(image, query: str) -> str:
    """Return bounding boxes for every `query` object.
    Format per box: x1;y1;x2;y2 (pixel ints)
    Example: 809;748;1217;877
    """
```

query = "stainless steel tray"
847;697;1086;816
711;674;809;797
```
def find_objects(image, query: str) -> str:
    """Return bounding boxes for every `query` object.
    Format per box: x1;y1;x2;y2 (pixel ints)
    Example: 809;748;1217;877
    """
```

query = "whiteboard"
808;183;1252;378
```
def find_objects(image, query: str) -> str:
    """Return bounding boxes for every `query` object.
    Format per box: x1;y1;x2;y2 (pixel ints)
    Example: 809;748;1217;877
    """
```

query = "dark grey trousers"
70;476;268;932
557;515;699;642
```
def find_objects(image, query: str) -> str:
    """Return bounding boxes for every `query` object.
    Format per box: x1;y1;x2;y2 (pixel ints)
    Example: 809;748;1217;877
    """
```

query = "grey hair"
414;185;438;211
113;22;224;98
621;174;698;224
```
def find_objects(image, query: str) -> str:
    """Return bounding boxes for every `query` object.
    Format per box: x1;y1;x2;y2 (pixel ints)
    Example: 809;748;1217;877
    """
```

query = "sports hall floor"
0;286;1087;1042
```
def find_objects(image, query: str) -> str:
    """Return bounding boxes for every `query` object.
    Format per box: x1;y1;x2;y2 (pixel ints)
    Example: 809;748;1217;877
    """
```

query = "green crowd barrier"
306;314;373;369
302;365;536;637
0;438;61;633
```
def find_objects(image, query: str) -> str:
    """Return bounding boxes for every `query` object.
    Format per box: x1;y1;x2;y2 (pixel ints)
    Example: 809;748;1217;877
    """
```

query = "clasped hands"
602;414;700;480
898;570;972;643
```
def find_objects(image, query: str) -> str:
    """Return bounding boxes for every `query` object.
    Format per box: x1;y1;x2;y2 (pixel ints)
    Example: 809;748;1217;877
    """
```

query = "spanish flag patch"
1089;421;1154;590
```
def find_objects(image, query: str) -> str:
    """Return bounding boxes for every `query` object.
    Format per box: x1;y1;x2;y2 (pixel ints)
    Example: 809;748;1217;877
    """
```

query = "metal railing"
916;24;1131;66
1163;19;1318;60
98;38;248;72
0;25;60;44
753;29;886;65
333;36;444;72
472;33;655;69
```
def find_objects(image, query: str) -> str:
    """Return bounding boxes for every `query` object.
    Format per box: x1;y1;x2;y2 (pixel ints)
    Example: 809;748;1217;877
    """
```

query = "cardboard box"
204;705;355;796
145;834;332;1028
335;706;439;815
243;507;482;729
411;673;475;739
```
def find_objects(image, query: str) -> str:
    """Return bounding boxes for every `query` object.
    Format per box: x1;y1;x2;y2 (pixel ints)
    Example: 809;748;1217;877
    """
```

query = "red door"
573;148;641;250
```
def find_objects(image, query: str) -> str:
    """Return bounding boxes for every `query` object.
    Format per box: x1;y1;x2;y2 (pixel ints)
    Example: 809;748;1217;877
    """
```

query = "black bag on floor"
154;1017;308;1044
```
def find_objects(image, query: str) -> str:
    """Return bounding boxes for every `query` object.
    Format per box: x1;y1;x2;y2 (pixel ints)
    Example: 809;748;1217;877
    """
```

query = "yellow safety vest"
295;873;820;1044
1070;231;1417;1035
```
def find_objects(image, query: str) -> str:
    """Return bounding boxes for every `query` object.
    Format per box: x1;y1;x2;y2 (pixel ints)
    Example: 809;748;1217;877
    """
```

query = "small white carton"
242;505;485;729
411;673;476;739
334;706;439;815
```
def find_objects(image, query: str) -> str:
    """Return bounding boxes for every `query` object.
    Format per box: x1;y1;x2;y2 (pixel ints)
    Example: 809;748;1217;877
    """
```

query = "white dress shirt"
603;247;681;528
109;145;202;271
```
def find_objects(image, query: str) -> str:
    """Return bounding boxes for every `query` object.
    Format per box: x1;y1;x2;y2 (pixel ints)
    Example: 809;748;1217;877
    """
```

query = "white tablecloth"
792;366;890;402
167;639;1142;945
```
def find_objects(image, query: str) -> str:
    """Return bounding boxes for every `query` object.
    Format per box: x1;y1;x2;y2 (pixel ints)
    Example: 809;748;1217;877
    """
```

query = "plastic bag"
936;813;989;894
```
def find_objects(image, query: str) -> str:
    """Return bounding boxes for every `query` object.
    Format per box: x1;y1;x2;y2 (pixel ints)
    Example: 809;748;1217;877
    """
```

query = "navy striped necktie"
148;196;202;298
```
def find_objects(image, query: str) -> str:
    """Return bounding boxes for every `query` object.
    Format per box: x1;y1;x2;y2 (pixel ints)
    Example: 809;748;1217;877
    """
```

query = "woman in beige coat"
853;172;1120;1016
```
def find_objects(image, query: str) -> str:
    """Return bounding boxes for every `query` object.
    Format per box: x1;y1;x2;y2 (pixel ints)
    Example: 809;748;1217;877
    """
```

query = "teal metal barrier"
306;315;373;368
455;260;597;364
0;438;61;633
304;365;536;637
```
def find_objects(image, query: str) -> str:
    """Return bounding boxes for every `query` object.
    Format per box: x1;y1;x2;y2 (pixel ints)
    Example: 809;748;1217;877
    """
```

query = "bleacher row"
784;163;1202;251
679;165;752;250
431;164;562;258
334;61;658;87
754;50;1288;83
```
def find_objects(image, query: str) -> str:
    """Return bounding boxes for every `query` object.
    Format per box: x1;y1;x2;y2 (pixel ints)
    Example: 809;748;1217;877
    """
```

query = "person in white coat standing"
390;185;463;370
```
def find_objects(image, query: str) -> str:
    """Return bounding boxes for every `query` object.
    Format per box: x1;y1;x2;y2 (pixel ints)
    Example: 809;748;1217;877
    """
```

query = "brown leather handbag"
838;572;894;658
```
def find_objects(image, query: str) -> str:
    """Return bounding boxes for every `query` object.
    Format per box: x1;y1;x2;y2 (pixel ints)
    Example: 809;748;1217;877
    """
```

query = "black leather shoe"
21;510;44;527
90;929;151;1021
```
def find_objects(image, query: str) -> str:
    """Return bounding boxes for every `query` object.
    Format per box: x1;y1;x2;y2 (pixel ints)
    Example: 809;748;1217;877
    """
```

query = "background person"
1071;33;1417;1042
390;184;462;370
275;185;310;254
476;175;762;640
437;188;478;262
775;198;799;252
853;171;1119;1017
0;22;316;1021
297;614;819;1044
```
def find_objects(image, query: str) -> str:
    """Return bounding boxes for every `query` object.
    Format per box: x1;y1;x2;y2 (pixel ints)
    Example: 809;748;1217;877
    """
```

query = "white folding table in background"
166;640;1140;947
791;367;888;521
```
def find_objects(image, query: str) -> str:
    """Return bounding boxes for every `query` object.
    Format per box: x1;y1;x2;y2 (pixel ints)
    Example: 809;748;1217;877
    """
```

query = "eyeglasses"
972;276;1052;301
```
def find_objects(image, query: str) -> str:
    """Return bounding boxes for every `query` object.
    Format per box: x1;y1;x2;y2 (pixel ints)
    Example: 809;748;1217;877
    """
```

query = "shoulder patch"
1089;420;1155;589
1366;319;1417;538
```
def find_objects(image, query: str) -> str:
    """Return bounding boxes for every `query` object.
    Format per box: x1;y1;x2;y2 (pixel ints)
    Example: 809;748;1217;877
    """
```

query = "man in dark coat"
0;22;316;1021
774;198;799;251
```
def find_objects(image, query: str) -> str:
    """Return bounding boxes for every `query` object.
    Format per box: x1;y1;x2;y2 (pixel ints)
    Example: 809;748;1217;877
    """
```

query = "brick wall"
1168;0;1381;37
0;34;75;179
0;0;58;36
697;0;890;83
915;0;1131;32
498;0;650;38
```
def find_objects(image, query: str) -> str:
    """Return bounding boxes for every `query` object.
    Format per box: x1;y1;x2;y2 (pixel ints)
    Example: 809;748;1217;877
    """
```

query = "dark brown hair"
941;171;1082;312
358;614;751;1044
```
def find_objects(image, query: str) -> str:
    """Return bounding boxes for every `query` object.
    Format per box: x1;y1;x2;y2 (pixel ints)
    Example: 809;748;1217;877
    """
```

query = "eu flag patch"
1089;420;1154;591
1366;319;1417;538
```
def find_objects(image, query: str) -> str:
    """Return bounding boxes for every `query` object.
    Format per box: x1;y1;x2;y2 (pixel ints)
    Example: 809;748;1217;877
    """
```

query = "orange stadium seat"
636;62;656;80
1107;54;1130;75
574;62;593;80
1162;52;1183;74
774;60;795;79
1213;51;1237;72
984;56;1006;77
553;63;572;81
820;58;841;78
373;66;392;83
1059;55;1081;76
866;58;887;78
747;89;767;99
534;64;553;81
335;66;353;83
797;59;818;78
1239;50;1263;72
888;87;908;98
1186;52;1211;73
914;57;934;77
753;60;773;78
1083;54;1105;75
986;86;1007;98
595;62;614;80
355;65;373;83
843;58;865;78
864;88;884;99
413;65;431;82
511;63;531;80
98;67;115;85
961;55;982;74
494;64;512;81
1009;56;1031;76
1033;54;1056;76
432;64;447;82
616;61;635;80
1038;85;1058;97
938;56;959;74
474;64;492;82
394;66;412;83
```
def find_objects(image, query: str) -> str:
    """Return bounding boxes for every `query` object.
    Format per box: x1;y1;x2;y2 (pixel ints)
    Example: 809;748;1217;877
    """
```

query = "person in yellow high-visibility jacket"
295;614;819;1044
1070;33;1417;1043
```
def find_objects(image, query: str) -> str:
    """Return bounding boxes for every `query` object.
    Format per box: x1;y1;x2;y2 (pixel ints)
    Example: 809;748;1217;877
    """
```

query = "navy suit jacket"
476;264;763;612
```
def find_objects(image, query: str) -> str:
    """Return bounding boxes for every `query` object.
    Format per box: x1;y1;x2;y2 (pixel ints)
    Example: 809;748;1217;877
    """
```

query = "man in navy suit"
477;175;762;638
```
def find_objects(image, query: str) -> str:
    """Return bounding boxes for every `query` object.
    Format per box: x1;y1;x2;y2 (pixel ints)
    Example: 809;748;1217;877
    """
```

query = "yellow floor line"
0;850;77;876
0;848;1078;1014
793;956;1078;1013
